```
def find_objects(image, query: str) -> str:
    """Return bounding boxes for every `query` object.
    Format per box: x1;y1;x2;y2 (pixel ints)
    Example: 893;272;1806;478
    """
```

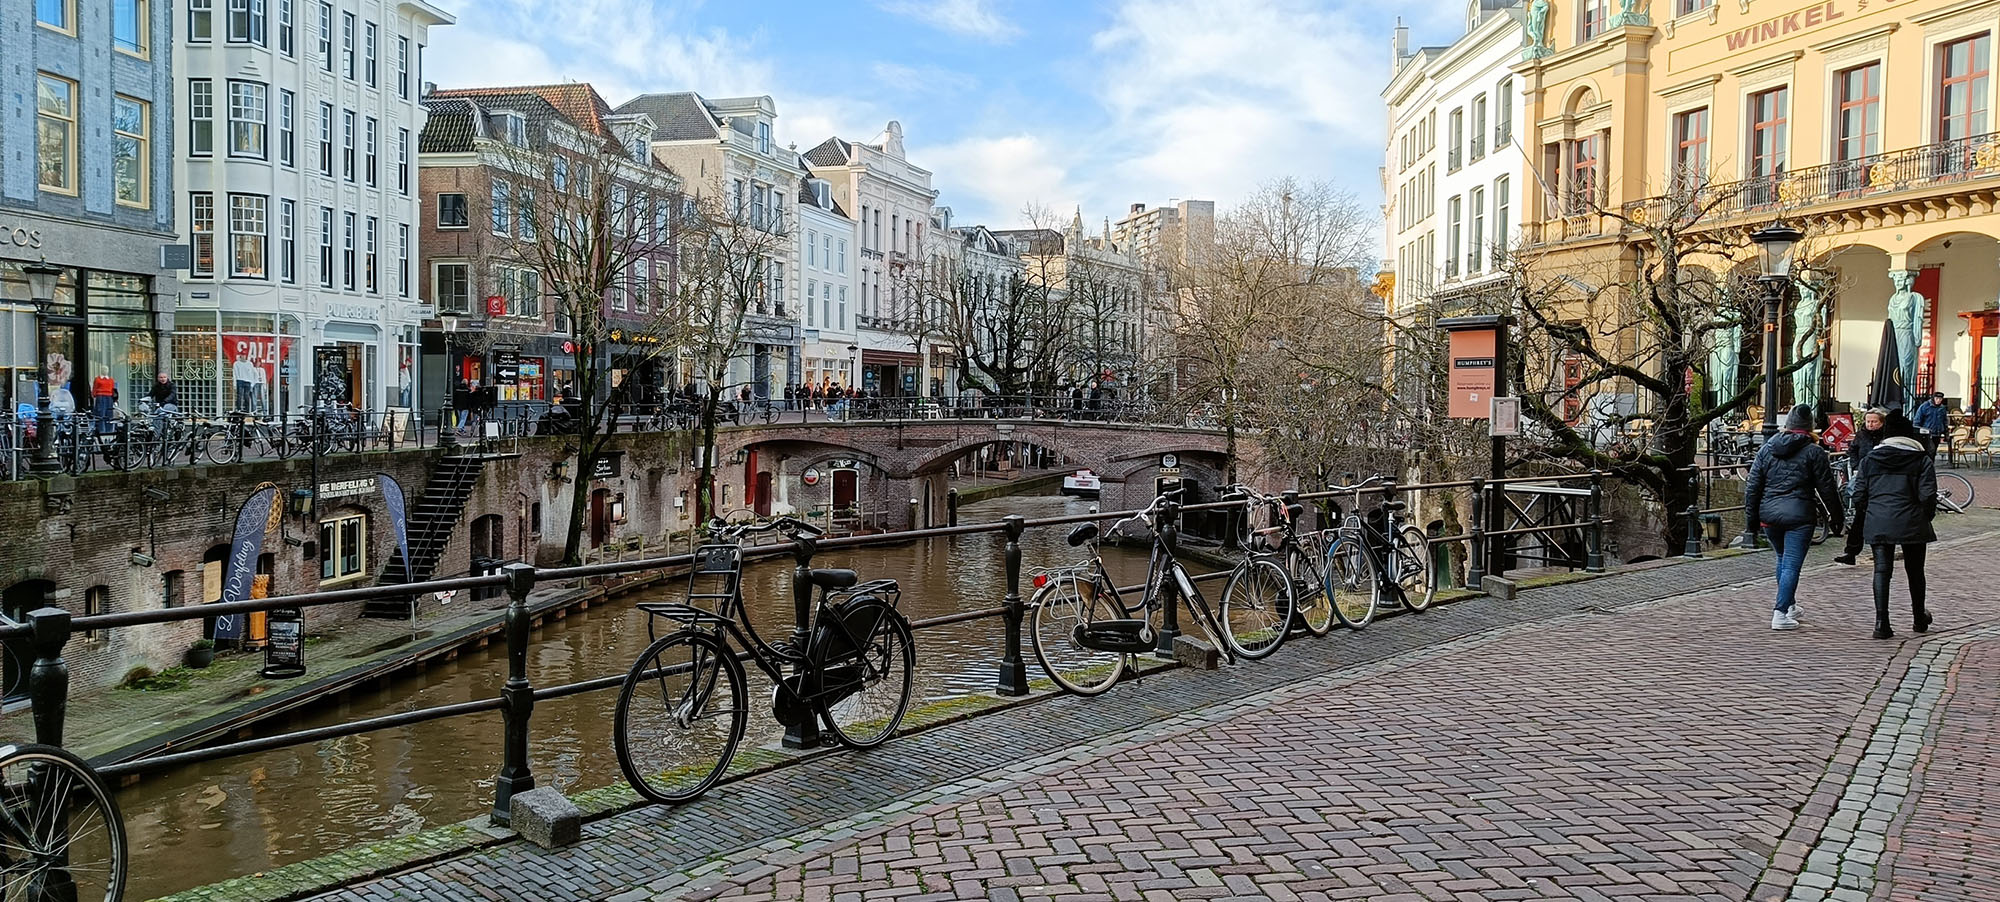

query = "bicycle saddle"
1067;523;1099;547
1285;503;1304;520
808;568;858;590
1380;500;1407;512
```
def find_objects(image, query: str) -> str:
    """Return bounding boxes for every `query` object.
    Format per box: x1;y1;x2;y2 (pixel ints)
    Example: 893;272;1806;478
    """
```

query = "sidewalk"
286;508;2000;902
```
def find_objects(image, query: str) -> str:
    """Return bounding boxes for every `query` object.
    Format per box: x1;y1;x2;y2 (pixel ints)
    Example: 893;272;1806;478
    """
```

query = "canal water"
115;494;1170;900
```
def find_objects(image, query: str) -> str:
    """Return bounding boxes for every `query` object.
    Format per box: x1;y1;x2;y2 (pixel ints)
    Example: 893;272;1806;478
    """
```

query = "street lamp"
24;262;64;474
1749;221;1803;437
438;311;459;449
846;343;859;393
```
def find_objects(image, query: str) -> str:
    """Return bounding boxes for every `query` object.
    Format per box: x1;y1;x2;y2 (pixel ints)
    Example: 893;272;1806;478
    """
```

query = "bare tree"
910;205;1075;398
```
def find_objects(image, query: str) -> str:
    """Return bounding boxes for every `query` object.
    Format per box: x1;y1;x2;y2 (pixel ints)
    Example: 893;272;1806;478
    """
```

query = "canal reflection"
116;494;1169;900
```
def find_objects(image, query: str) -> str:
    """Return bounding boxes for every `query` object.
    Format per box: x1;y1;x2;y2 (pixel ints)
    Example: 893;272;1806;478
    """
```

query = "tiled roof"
612;92;720;142
418;92;570;153
418;97;478;153
802;137;851;168
796;176;850;218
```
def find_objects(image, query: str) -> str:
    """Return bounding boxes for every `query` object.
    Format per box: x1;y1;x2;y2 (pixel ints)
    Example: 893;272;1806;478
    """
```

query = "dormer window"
756;121;771;154
812;179;831;208
493;111;526;147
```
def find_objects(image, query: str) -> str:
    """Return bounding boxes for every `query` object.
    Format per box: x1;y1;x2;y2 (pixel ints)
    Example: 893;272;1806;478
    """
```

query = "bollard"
907;497;920;531
783;529;821;749
1153;499;1182;656
1466;478;1487;589
996;515;1029;696
28;606;71;747
1684;504;1704;558
492;563;537;825
946;489;959;527
1585;470;1606;573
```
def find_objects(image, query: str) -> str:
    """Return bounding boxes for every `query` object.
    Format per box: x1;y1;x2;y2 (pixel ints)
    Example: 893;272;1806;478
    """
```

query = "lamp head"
1749;222;1804;280
21;262;62;313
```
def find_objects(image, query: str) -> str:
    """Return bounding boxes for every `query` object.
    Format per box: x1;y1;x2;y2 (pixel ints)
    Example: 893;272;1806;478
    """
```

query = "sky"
427;0;1468;234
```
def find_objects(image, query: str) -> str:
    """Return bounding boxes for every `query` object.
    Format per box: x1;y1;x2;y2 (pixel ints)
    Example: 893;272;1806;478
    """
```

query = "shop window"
319;512;367;582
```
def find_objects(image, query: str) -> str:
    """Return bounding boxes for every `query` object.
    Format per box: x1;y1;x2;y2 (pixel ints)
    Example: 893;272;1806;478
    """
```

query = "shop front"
860;348;920;397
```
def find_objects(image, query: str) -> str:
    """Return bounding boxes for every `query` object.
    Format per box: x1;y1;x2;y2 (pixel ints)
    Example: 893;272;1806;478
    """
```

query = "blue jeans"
1766;523;1813;612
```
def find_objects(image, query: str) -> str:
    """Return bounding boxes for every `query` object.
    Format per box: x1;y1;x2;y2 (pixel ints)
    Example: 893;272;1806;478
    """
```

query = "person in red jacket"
91;369;118;434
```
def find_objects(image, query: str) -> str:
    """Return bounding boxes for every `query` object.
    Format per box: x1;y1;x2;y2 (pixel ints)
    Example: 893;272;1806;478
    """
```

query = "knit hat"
1783;404;1815;432
1882;410;1919;440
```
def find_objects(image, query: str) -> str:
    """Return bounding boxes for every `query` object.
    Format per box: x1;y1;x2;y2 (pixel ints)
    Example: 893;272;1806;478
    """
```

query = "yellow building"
1516;0;2000;415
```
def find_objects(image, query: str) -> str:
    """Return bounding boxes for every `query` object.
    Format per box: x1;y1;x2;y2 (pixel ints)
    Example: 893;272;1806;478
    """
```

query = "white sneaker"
1789;602;1802;621
1772;610;1800;630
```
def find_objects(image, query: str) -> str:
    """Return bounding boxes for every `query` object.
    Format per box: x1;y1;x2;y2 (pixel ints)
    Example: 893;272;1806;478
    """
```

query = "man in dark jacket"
1835;407;1888;565
1849;410;1936;639
1913;392;1949;456
1744;404;1844;630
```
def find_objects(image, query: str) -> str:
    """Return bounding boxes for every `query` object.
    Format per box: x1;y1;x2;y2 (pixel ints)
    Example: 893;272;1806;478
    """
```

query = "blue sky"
429;0;1467;231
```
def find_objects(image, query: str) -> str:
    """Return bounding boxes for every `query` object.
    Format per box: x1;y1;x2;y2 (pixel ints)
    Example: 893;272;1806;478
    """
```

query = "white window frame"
316;1;330;69
319;513;367;583
318;205;334;287
189;79;215;156
434;261;470;314
277;89;295;167
227;80;268;159
229;193;268;279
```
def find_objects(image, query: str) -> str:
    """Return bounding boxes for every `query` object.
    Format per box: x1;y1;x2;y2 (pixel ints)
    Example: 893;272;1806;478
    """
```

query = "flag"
377;474;412;582
216;484;281;639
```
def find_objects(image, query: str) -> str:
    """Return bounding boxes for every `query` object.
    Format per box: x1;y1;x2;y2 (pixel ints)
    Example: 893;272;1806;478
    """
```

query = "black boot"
1873;593;1895;640
1913;603;1932;634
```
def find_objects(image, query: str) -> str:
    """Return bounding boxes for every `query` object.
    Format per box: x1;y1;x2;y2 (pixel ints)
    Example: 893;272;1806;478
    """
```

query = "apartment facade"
4;0;178;414
796;176;857;393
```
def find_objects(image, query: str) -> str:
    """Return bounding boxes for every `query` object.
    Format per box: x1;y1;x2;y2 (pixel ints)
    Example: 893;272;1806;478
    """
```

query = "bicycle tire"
1390;526;1437;612
613;631;746;805
1219;557;1292;660
1938;471;1975;512
816;599;915;749
1323;534;1377;629
0;742;129;902
1028;576;1126;696
1286;543;1336;637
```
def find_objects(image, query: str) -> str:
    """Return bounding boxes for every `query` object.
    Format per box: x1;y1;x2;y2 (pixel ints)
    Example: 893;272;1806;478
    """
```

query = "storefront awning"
861;349;920;367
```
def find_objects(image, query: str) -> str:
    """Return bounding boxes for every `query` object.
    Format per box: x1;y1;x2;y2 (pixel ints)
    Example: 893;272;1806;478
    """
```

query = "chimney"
1392;19;1409;71
422;81;437;97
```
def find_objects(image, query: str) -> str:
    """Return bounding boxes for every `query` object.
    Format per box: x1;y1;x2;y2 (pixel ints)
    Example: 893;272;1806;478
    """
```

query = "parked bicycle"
614;516;914;803
1231;485;1337;639
1319;477;1435;629
0;741;128;901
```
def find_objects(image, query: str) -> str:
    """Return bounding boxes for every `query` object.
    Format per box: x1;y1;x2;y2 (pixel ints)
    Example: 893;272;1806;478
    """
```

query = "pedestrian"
1848;410;1937;639
1913;391;1949;456
1835;406;1889;566
1743;404;1844;631
784;382;796;411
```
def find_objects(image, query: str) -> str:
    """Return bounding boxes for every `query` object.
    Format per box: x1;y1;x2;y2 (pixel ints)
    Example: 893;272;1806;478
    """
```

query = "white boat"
1061;469;1101;497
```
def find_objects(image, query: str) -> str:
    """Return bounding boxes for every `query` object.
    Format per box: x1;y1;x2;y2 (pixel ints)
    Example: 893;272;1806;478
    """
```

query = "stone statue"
1525;0;1552;56
1887;270;1926;408
1614;0;1651;25
1792;281;1825;413
1709;323;1741;406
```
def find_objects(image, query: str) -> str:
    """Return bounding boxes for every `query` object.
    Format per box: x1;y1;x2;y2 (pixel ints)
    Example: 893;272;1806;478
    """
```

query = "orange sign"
1448;328;1498;419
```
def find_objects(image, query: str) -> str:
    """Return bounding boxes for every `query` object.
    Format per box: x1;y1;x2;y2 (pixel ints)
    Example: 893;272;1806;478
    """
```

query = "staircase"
363;455;489;618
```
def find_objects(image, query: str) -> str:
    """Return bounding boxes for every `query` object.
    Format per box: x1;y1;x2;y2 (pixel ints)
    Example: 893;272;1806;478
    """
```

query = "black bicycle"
614;516;915;803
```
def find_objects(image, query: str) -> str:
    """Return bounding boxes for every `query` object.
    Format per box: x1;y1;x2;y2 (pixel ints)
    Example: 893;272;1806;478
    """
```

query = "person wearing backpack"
1847;410;1936;639
1743;404;1844;631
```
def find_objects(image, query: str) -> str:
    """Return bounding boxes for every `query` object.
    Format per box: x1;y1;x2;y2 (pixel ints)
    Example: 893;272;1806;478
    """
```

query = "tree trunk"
562;430;596;566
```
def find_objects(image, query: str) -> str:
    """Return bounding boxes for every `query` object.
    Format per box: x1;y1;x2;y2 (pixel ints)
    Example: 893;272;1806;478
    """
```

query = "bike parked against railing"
1231;485;1337;638
1320;476;1435;629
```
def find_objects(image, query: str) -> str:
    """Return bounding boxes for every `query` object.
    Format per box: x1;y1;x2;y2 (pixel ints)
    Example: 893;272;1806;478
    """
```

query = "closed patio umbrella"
1866;319;1905;412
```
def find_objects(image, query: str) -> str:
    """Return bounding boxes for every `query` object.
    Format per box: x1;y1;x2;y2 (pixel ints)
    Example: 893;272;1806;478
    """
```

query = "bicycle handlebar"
1326;475;1392;494
706;515;825;541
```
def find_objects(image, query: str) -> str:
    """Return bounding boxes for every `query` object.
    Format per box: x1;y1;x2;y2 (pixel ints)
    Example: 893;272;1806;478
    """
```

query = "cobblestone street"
313;515;2000;902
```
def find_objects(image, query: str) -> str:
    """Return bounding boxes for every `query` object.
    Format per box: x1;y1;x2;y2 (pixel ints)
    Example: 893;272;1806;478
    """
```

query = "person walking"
1743;404;1844;630
1849;410;1937;639
1834;407;1888;566
1913;391;1949;457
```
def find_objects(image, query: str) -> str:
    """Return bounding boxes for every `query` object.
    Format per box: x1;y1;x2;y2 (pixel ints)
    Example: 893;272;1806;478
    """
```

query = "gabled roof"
802;137;852;168
796;176;850;218
433;83;613;135
613;92;723;142
418;97;478;153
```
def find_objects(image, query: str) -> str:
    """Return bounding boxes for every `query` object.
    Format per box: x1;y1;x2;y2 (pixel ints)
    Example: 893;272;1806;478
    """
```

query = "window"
228;81;268;158
364;22;377;86
316;1;330;68
35;75;76;195
37;0;72;32
115;0;147;55
1468;186;1486;274
113;96;149;208
1676;0;1712;13
397;37;410;98
230;194;267;278
434;262;470;313
318;206;333;287
1748;87;1788;181
397;129;410;194
277;0;291;54
752;184;768;229
1836;64;1881;162
1470;95;1487;161
280;198;296;283
611;186;627;234
163;570;185;608
807;230;818;266
397;224;410;295
1672;107;1709;190
497;112;526;146
491;182;511;234
757;121;772;154
341;12;354;79
824;234;833;271
364;117;377;186
516;187;534;239
1494;176;1509;262
1448;109;1464;170
319;513;366;582
503;267;540;317
552;157;569;193
1579;0;1608;39
837;239;846;272
317;102;333;175
823;283;832;330
1567;134;1601;215
227;0;264;44
191;0;212;40
278;90;295;167
1938;34;1991;142
341;110;355;180
365;217;377;292
634;258;650;311
838;286;848;329
191;194;216;276
1445;196;1462;277
82;587;108;644
437;193;468;228
806;279;817;323
342;212;356;289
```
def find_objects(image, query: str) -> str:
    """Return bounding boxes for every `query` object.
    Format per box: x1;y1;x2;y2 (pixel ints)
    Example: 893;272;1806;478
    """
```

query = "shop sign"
0;226;44;249
261;607;306;679
325;303;377;322
221;334;294;389
317;478;376;499
494;349;522;382
591;451;623;480
1724;1;1844;51
1447;328;1498;420
802;467;822;486
485;295;507;316
827;458;860;470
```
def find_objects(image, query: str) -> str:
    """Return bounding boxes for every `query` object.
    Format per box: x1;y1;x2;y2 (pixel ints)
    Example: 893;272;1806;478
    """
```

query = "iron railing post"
491;563;536;825
996;515;1029;696
1585;470;1606;573
28;606;71;747
1153;499;1182;656
783;531;822;749
1466;478;1487;589
946;488;959;527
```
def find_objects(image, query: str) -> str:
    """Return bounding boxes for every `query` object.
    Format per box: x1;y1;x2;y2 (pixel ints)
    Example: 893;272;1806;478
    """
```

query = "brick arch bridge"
711;419;1242;528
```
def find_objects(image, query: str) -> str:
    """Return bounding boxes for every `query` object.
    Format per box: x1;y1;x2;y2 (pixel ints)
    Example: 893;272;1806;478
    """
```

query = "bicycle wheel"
1938;471;1975;512
0;743;128;902
1382;526;1436;613
1286;543;1335;637
817;599;914;749
1219;557;1291;660
614;631;746;805
206;428;243;465
1324;535;1377;629
1029;575;1126;696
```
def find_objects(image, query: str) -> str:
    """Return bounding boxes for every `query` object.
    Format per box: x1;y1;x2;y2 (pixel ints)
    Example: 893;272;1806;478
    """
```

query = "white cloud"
870;62;979;97
920;135;1078;226
427;0;774;103
880;0;1022;42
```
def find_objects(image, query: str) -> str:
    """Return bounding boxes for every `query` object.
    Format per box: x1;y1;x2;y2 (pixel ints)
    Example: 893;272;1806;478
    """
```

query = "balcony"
1448;149;1463;172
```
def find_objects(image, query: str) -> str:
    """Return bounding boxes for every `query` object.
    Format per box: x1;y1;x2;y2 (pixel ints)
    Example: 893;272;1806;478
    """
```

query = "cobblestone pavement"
312;518;2000;902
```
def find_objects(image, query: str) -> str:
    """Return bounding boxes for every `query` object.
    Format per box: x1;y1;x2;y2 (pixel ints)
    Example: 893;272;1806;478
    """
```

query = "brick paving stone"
1872;640;2000;901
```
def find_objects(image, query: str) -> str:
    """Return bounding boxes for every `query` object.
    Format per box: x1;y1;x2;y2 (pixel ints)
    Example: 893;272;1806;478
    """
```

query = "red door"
589;489;611;547
832;470;858;513
754;471;773;517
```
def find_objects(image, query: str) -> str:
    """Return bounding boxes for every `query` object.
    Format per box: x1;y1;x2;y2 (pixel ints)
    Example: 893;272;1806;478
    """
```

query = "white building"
925;208;1026;393
1383;3;1525;316
803;122;941;397
174;0;452;415
796;176;857;394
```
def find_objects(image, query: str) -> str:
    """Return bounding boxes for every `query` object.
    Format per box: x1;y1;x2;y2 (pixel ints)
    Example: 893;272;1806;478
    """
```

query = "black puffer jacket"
1850;437;1937;545
1744;431;1843;528
1847;428;1879;472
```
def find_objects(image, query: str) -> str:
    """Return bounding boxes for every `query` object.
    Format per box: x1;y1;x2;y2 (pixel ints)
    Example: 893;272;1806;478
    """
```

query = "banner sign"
216;484;281;640
378;474;411;583
1448;328;1499;419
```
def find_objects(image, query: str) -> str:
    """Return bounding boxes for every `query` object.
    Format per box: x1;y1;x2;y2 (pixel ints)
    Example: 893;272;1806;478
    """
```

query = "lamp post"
1749;222;1803;437
438;311;459;449
24;263;64;475
846;342;858;392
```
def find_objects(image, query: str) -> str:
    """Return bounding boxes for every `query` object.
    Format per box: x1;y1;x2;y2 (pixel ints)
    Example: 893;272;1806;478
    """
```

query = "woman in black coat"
1848;410;1937;638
